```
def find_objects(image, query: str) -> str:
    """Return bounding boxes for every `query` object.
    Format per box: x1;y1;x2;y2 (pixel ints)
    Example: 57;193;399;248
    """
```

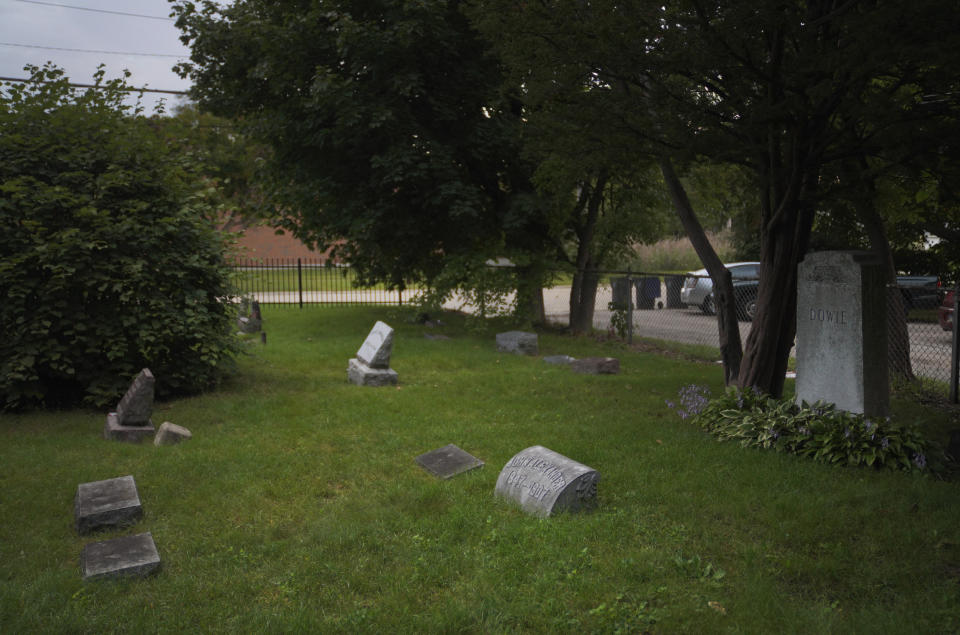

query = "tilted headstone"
415;444;484;479
116;369;154;425
496;331;538;356
238;299;262;333
795;251;889;417
81;532;161;581
495;446;600;518
104;369;156;442
348;321;398;386
571;357;620;375
356;321;395;368
154;421;192;446
75;475;143;535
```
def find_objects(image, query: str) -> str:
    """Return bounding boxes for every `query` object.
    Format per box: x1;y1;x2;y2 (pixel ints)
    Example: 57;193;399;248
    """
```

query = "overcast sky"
0;0;198;113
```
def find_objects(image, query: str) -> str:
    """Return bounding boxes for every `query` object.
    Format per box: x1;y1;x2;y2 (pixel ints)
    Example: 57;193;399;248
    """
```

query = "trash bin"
636;277;661;310
665;275;684;308
609;277;631;310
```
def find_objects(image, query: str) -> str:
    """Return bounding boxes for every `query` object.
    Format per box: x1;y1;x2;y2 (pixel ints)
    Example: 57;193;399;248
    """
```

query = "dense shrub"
668;385;941;474
0;65;240;409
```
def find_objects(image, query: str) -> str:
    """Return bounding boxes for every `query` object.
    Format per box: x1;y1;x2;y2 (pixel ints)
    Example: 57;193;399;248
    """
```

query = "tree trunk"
516;264;547;325
569;267;600;333
659;156;742;384
850;171;915;382
568;172;609;334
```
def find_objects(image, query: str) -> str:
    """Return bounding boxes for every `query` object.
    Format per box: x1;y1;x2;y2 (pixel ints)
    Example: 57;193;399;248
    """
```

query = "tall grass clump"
629;231;736;272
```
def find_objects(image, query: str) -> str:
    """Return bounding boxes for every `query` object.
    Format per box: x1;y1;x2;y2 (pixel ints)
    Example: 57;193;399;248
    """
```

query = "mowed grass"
1;306;958;633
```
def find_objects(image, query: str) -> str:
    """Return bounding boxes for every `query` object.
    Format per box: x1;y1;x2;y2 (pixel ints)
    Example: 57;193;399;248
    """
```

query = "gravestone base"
415;444;485;479
81;532;161;581
571;357;620;374
75;475;143;535
104;413;155;443
347;358;398;386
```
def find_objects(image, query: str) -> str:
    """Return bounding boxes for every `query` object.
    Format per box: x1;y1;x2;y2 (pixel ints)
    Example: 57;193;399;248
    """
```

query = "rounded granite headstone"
495;446;599;517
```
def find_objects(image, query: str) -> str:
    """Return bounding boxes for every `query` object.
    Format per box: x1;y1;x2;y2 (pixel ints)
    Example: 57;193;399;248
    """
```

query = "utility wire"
0;42;185;58
10;0;174;21
0;75;187;95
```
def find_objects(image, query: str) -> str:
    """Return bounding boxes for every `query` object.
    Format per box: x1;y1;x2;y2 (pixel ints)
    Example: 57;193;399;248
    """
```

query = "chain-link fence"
540;271;957;396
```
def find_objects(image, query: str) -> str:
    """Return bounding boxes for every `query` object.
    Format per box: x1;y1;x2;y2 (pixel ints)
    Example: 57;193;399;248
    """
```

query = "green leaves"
0;64;240;410
679;387;941;475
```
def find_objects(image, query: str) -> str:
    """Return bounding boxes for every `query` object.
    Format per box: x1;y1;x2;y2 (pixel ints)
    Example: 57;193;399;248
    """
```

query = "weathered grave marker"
154;421;192;446
104;369;155;442
543;355;576;365
795;251;889;417
81;532;161;581
75;475;143;535
415;444;485;479
495;446;600;517
571;357;620;374
348;321;399;386
496;331;538;356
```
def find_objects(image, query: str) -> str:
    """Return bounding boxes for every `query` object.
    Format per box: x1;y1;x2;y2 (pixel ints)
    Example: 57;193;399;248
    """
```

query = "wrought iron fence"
230;259;958;399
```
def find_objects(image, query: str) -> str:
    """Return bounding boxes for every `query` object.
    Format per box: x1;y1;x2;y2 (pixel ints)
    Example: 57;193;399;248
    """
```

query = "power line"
0;42;185;58
0;75;188;95
11;0;174;21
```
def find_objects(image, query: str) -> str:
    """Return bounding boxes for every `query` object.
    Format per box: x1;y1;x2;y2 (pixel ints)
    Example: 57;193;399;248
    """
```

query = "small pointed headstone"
104;369;156;442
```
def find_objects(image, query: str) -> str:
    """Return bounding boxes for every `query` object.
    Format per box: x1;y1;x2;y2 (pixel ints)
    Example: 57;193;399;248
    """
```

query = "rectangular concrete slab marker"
81;532;161;581
415;444;484;479
75;475;143;535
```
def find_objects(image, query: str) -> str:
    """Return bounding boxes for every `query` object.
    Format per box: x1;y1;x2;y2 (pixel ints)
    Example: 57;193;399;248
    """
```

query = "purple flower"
881;437;890;449
799;426;810;436
844;428;851;439
865;420;875;433
913;453;927;469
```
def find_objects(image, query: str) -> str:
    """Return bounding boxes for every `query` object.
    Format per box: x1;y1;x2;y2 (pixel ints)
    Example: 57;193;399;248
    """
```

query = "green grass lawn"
2;306;959;633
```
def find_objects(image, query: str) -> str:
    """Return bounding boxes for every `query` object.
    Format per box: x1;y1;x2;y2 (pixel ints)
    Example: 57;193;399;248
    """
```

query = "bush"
668;385;941;474
0;64;240;409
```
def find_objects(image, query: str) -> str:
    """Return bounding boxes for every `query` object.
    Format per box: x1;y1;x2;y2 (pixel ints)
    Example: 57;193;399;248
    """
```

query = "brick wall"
231;225;333;261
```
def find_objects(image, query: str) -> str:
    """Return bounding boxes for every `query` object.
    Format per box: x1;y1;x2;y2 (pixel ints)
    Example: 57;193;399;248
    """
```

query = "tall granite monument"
795;251;889;417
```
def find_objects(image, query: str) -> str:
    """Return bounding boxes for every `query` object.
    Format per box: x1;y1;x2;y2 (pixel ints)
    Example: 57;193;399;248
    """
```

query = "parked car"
681;262;760;315
896;274;942;311
939;290;955;332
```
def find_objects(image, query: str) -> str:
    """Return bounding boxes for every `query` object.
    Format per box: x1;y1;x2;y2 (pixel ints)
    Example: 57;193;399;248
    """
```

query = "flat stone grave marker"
543;355;576;365
495;446;600;518
415;444;485;479
81;532;161;581
104;369;156;442
75;475;143;535
571;357;620;374
795;251;889;416
356;320;394;368
154;421;192;446
496;331;538;356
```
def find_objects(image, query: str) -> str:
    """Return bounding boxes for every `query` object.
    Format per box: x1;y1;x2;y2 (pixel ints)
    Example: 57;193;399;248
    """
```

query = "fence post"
297;258;303;309
951;284;959;404
626;271;634;345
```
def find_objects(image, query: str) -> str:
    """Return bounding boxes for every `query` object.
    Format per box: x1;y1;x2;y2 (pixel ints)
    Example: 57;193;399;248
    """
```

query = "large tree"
475;0;959;396
171;0;554;303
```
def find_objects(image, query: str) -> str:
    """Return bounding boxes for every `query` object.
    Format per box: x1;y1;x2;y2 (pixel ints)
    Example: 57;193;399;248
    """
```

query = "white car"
681;262;760;314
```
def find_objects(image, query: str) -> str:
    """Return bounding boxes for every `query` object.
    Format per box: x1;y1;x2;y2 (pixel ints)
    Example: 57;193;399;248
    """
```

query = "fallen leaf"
708;601;726;615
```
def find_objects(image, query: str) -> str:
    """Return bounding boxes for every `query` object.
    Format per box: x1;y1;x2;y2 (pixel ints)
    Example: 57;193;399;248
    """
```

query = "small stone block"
496;331;538;355
347;358;398;386
104;412;155;443
75;475;143;535
154;421;192;446
495;445;600;518
571;357;620;374
415;444;485;479
543;355;576;365
81;532;161;581
356;321;395;369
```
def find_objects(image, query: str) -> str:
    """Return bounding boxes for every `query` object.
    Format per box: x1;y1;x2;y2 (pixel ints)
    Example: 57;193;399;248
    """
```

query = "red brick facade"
230;225;332;262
